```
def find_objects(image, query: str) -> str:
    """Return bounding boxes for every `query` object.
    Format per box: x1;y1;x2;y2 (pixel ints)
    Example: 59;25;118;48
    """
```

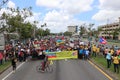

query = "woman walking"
112;54;119;73
106;51;112;68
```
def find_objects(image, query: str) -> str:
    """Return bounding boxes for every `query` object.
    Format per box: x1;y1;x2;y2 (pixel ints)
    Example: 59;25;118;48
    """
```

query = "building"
68;26;78;34
99;18;120;40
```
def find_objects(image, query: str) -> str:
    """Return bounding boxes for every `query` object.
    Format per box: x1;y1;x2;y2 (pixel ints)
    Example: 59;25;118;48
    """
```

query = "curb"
89;59;119;80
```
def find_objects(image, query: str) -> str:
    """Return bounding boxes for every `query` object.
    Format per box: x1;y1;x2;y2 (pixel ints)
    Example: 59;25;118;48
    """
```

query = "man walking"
11;57;17;73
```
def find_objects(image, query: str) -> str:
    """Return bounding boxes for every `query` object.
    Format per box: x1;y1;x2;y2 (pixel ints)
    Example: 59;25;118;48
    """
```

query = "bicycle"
36;60;53;73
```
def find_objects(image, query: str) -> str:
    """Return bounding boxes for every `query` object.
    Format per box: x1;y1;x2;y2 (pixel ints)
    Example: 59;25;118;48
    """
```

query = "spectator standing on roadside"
106;51;112;68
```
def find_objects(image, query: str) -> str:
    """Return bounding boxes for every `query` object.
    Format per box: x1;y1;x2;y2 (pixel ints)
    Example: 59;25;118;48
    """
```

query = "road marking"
2;62;25;80
88;60;113;80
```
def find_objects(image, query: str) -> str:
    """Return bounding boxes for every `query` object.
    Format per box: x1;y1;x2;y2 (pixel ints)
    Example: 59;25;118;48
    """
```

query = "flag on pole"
99;37;107;44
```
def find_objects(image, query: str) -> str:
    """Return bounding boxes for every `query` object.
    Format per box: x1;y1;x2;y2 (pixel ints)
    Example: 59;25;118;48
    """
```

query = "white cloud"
36;0;93;14
35;0;93;33
25;12;41;23
36;0;60;8
92;0;120;23
44;10;71;22
7;1;16;8
99;0;120;10
40;10;84;33
92;10;120;23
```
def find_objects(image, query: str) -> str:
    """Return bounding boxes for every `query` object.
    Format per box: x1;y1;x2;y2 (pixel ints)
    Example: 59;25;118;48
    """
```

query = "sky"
0;0;120;33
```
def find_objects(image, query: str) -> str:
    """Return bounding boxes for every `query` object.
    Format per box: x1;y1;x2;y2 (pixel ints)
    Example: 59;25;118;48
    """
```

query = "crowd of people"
0;36;120;74
91;44;120;74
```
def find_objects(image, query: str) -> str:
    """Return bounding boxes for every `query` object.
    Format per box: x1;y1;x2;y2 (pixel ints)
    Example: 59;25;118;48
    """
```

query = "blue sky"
1;0;120;33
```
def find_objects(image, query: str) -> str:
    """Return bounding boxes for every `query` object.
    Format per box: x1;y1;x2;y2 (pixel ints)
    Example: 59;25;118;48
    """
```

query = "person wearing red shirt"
0;51;3;65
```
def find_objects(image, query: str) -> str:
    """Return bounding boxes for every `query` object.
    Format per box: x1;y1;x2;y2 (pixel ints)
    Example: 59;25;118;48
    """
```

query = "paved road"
1;60;111;80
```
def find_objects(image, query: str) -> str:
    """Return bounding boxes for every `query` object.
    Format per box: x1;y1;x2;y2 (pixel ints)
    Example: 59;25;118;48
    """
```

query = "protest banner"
46;51;78;60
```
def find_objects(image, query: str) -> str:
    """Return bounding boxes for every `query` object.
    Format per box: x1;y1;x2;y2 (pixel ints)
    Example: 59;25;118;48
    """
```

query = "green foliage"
0;7;40;39
92;56;120;79
64;31;72;36
0;61;11;73
79;26;86;36
37;28;50;37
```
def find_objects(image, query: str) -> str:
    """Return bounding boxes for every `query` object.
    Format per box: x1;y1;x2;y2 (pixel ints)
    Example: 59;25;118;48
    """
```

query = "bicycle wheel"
46;65;53;73
36;65;42;72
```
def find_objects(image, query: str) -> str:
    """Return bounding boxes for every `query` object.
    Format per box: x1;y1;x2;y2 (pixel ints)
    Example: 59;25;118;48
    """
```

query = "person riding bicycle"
41;52;49;72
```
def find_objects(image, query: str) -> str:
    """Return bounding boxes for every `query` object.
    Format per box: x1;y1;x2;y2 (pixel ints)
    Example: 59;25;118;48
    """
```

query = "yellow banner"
48;51;78;60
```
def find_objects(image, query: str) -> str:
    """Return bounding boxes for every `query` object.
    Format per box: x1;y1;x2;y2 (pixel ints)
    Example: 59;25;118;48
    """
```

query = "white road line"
2;62;25;80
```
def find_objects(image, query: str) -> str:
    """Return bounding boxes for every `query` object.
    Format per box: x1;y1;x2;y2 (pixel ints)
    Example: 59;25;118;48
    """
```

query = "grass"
0;61;11;73
108;42;120;47
92;56;120;80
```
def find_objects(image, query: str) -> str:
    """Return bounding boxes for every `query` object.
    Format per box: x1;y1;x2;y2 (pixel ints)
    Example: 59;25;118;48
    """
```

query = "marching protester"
106;51;112;68
18;49;24;62
96;46;100;56
104;47;109;58
92;45;97;57
112;54;119;74
11;57;17;73
85;48;89;60
0;51;3;65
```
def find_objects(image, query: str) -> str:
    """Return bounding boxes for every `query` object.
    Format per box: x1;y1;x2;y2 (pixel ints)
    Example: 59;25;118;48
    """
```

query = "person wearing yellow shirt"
110;48;114;56
112;54;119;73
96;47;100;55
92;45;97;57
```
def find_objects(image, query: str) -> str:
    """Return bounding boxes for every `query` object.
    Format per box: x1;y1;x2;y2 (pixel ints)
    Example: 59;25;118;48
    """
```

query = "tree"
87;23;94;36
64;31;72;36
0;7;37;39
44;28;50;36
79;24;86;36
